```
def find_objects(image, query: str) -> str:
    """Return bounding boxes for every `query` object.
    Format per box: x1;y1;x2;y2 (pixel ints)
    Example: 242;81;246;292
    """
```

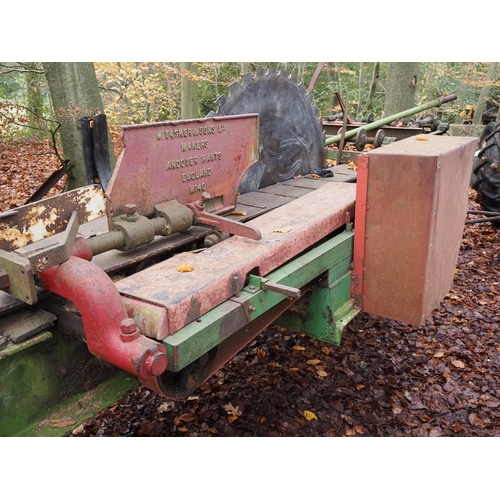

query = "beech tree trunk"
181;62;199;119
43;62;115;191
383;62;419;118
366;62;380;112
473;62;498;125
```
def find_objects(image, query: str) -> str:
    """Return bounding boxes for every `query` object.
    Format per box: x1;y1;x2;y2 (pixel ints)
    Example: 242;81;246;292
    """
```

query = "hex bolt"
120;318;137;334
124;203;137;215
35;256;50;273
144;351;168;376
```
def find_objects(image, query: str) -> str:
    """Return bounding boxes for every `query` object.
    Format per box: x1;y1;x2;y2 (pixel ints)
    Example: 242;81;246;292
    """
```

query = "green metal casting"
163;228;355;370
0;327;137;437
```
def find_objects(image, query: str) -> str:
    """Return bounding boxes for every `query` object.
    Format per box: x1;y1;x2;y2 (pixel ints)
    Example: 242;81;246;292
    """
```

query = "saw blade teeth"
267;66;277;78
215;94;227;110
228;81;241;94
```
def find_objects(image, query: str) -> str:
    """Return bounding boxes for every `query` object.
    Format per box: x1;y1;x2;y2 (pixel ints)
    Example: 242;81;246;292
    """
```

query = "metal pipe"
325;94;457;146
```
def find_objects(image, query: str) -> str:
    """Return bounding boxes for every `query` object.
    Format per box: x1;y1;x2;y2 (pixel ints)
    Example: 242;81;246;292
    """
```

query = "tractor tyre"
472;121;500;215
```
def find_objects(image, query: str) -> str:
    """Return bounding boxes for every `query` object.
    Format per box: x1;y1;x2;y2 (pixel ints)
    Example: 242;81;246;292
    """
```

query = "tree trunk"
366;62;380;112
327;62;340;111
357;62;364;118
383;62;419;118
43;62;115;191
24;66;45;134
473;62;498;125
181;62;199;119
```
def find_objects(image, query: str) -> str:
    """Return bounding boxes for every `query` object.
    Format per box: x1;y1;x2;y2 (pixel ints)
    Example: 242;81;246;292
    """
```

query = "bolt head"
145;352;168;376
120;318;137;334
123;203;137;215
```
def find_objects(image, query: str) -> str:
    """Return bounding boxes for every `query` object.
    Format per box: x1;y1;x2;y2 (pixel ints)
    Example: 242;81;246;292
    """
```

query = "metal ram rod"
325;94;457;146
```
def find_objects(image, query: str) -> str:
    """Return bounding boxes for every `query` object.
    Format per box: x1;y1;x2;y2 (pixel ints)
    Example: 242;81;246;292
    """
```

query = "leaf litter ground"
71;194;499;437
2;139;499;437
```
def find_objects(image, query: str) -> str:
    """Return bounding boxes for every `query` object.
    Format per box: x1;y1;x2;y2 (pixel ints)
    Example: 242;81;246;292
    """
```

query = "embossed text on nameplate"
107;115;259;218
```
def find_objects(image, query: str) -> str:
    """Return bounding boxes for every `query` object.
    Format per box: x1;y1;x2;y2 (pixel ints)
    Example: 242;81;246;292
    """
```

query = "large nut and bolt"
144;351;168;376
124;203;137;214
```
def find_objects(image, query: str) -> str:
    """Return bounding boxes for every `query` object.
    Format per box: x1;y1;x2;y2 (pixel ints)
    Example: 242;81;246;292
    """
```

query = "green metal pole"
325;94;457;146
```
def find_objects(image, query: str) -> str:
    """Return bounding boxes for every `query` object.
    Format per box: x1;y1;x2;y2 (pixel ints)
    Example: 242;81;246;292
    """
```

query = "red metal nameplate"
106;114;259;219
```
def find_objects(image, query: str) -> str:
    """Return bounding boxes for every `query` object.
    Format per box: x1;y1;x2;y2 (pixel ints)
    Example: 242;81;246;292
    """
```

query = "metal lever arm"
187;202;262;240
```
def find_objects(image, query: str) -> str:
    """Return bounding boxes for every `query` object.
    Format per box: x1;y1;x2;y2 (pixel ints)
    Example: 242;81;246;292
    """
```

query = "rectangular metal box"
354;135;477;325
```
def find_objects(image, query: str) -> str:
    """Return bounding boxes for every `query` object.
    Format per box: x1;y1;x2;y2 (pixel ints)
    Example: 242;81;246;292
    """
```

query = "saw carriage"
0;69;477;436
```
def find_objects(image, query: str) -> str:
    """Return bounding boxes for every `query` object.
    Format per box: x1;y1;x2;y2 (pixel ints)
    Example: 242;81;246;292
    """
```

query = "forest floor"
2;138;500;437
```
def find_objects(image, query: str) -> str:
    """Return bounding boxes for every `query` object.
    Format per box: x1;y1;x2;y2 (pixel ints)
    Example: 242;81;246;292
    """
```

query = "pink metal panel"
106;114;259;219
358;135;477;325
117;182;356;339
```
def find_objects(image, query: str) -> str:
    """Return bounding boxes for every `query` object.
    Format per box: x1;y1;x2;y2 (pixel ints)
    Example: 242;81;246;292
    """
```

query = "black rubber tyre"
472;121;500;213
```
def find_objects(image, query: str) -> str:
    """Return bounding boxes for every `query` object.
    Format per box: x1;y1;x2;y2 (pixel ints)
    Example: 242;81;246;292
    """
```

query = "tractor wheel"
472;121;500;214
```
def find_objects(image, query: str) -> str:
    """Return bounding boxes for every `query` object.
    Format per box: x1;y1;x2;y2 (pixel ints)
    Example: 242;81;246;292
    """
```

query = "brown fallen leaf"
469;413;485;428
230;211;246;216
317;370;328;377
311;173;321;179
434;351;445;358
289;367;299;372
274;226;292;233
307;359;321;365
179;413;195;423
224;403;242;416
228;415;239;423
293;345;305;351
177;263;193;272
257;349;266;359
322;346;330;355
415;136;429;141
452;359;465;368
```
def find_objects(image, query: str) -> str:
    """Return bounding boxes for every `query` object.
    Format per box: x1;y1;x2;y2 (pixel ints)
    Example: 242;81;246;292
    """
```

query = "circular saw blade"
210;67;326;194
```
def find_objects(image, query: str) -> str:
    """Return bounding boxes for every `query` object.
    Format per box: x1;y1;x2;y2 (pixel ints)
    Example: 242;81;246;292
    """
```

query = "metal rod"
325;94;457;146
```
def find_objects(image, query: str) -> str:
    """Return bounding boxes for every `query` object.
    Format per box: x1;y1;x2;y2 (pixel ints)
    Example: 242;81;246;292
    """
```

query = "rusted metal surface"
323;122;425;142
357;135;477;325
351;154;369;308
307;62;326;93
106;115;259;220
117;182;356;339
24;166;67;205
0;185;105;252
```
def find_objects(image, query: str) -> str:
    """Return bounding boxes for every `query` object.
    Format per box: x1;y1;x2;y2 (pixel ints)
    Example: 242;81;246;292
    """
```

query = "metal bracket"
0;211;80;304
247;275;300;299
